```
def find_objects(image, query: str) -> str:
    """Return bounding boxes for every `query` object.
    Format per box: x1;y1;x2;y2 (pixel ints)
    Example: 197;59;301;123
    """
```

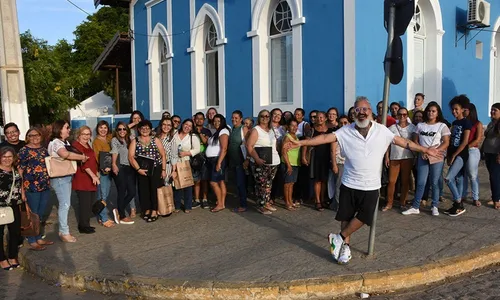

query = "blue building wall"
354;0;500;123
302;0;345;113
131;0;500;124
224;0;253;118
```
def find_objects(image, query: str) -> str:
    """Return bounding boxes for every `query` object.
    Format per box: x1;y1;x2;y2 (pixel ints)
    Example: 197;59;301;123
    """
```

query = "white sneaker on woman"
402;207;420;215
432;206;439;216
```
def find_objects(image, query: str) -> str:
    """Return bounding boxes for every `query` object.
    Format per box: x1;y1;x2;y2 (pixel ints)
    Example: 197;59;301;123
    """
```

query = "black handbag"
189;134;206;171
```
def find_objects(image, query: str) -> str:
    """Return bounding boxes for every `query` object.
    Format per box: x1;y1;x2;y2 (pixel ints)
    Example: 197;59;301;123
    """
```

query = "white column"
0;0;30;137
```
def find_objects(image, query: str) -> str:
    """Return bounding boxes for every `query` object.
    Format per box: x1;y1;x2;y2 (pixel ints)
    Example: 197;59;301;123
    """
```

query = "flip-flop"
210;207;225;213
232;207;247;213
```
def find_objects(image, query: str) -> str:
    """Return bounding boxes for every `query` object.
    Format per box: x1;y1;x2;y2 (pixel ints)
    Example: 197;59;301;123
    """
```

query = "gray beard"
355;118;370;128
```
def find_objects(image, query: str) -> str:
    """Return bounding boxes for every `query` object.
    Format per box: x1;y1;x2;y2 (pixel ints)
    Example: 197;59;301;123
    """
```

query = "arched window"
413;5;426;37
159;37;169;110
269;0;293;103
412;4;426;98
205;23;219;106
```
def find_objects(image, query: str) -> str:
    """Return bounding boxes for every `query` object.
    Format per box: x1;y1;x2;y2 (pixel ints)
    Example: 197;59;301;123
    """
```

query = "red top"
377;115;397;127
71;141;98;192
468;122;478;144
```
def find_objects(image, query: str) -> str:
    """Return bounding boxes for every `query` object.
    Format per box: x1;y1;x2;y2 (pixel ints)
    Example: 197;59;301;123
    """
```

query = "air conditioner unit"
467;0;490;27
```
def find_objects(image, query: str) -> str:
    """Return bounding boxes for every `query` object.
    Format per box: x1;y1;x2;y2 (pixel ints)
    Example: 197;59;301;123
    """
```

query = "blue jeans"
233;165;248;208
174;186;193;210
485;153;500;202
97;174;111;222
26;190;51;244
445;156;465;202
50;176;72;235
462;148;480;201
413;156;444;209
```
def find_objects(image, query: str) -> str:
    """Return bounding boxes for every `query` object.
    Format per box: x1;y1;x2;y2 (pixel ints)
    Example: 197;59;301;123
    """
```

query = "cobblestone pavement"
368;265;500;300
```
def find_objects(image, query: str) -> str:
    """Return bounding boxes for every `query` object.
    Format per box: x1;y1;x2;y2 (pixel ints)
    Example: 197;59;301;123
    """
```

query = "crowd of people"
0;94;498;269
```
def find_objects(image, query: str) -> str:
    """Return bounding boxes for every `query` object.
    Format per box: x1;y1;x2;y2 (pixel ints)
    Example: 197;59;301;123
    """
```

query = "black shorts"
335;184;379;226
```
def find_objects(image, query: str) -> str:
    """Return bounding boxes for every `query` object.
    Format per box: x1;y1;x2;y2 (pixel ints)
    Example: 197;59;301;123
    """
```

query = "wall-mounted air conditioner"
467;0;490;27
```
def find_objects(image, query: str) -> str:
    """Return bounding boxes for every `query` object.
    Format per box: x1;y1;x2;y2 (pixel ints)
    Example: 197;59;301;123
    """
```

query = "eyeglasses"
172;119;180;123
397;113;408;117
5;131;18;135
310;115;317;118
355;107;370;113
117;128;127;131
260;115;270;119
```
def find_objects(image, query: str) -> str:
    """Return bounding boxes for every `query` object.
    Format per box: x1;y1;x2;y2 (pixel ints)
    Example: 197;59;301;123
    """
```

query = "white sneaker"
432;206;439;216
112;209;120;224
402;207;420;215
337;243;352;265
328;233;343;261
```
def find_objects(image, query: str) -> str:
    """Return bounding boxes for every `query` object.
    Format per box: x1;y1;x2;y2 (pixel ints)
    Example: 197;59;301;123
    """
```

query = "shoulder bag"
190;134;206;171
0;169;17;225
20;202;40;237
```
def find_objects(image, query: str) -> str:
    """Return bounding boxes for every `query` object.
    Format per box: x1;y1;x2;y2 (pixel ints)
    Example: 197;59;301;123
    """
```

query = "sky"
17;0;98;45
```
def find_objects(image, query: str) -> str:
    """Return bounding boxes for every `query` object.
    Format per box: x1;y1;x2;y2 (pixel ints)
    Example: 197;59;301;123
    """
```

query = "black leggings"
75;191;95;228
137;167;162;212
0;204;21;261
114;165;137;218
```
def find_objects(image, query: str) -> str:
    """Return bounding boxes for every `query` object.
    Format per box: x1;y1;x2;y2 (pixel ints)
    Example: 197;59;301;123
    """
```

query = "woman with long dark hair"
128;110;145;140
403;102;449;217
463;103;483;206
483;103;500;210
157;117;176;185
48;120;88;242
172;119;201;213
128;120;167;222
111;122;136;224
205;114;230;212
206;107;218;134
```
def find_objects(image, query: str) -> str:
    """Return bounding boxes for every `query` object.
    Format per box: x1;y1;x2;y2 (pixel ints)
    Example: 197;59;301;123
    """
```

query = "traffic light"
383;0;415;85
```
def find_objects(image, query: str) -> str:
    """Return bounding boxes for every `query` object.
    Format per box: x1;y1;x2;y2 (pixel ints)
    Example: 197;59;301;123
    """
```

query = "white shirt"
388;123;416;160
171;132;201;164
253;126;280;166
205;128;230;158
335;121;395;191
48;139;69;158
415;122;451;148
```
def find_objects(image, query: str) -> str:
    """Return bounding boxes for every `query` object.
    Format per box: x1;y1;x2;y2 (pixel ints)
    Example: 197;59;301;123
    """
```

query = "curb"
19;243;500;299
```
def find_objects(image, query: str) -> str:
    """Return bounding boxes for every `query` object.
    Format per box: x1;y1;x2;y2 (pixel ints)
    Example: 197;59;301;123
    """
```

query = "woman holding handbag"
171;119;201;213
403;102;450;216
92;120;115;228
128;120;167;222
18;127;54;250
48;120;88;243
0;146;25;270
72;126;100;234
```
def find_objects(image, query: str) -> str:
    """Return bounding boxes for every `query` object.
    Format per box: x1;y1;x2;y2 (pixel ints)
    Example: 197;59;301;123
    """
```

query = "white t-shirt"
205;128;230;158
48;139;69;158
389;123;416;160
335;121;395;191
253;126;280;166
415;122;451;148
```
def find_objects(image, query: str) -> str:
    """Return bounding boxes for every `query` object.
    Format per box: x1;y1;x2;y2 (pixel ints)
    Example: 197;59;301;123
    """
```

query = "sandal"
473;200;482;207
36;239;54;246
210;207;225;213
265;204;277;212
232;207;247;213
382;206;392;212
59;233;77;243
184;210;191;214
315;203;324;211
258;207;272;215
29;243;46;251
285;206;296;211
102;220;115;228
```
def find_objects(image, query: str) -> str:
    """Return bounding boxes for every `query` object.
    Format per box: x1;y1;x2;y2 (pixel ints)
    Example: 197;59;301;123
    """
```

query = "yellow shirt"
92;135;112;166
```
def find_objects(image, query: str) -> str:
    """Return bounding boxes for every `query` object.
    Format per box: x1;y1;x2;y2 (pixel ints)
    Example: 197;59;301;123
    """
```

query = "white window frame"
188;4;227;117
248;0;305;117
489;17;500;111
146;23;174;121
269;31;293;104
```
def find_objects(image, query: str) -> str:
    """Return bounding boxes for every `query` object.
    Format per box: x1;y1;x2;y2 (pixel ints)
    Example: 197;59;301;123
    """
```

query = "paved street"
6;164;499;298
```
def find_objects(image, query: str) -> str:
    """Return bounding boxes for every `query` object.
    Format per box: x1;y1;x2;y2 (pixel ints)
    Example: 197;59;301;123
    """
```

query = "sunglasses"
117;128;127;131
260;115;270;119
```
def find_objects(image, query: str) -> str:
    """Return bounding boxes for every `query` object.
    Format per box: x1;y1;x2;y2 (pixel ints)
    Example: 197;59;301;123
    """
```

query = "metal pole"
368;3;395;256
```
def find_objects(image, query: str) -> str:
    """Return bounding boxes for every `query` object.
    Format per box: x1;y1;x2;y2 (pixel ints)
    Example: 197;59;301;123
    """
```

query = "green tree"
72;6;130;105
21;31;79;124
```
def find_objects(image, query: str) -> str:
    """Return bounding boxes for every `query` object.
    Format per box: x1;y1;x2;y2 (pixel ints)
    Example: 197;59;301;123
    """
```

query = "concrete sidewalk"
19;165;500;298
